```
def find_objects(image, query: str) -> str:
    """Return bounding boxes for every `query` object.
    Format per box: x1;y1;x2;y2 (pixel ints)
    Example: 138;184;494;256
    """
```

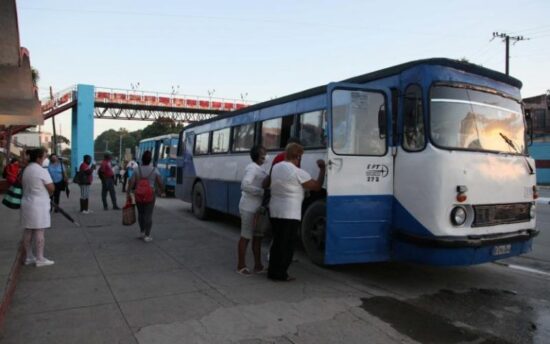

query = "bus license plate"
492;244;511;256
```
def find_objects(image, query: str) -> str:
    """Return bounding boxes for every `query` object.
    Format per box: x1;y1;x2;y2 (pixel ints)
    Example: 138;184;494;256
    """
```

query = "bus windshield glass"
430;85;525;154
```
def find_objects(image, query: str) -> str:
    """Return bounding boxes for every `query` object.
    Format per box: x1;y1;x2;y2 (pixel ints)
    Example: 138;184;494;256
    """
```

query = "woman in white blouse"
21;148;55;267
268;143;325;281
237;145;268;275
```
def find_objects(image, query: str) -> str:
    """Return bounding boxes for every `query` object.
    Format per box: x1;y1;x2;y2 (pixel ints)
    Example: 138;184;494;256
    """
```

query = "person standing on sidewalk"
2;157;20;186
21;148;55;267
79;155;95;214
47;153;67;212
99;153;120;210
236;145;268;275
127;151;164;242
122;158;137;192
267;143;325;282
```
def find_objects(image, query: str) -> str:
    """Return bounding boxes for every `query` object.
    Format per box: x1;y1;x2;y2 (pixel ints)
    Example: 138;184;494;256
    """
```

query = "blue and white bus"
175;58;538;266
137;134;179;194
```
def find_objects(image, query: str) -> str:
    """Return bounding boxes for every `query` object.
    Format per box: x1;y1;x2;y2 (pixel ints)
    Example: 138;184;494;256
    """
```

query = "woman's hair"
49;153;58;160
249;145;265;162
28;148;45;163
285;143;304;161
83;154;91;162
141;150;152;165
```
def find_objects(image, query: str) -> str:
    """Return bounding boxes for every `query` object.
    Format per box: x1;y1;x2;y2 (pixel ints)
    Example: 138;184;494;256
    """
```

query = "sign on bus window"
232;123;255;152
331;90;386;156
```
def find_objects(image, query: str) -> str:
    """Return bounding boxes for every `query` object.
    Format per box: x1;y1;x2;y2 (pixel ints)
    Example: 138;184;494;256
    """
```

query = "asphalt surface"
1;181;548;343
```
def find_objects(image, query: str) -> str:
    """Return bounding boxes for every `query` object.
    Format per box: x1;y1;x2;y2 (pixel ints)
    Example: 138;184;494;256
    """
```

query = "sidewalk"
0;181;400;344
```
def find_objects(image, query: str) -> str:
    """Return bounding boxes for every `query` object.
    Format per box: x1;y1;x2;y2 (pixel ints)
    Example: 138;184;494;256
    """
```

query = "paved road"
2;182;549;343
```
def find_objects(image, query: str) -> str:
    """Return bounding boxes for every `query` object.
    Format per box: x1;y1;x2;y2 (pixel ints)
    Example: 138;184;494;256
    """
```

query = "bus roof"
184;58;522;131
139;133;179;143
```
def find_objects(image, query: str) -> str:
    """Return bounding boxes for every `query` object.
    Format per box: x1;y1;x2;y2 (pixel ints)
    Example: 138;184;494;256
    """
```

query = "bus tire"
192;181;209;220
301;199;326;266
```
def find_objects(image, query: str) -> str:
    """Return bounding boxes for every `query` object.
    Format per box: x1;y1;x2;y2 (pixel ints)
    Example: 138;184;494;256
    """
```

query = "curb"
0;241;24;333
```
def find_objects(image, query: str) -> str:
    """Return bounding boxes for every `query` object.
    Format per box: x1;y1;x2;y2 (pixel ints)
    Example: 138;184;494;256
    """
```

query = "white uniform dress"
269;161;312;221
21;163;53;229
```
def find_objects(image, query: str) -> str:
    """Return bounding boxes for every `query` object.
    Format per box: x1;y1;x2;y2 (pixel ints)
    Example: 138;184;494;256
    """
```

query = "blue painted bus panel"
203;179;228;213
325;195;392;264
227;181;242;216
529;142;550;185
392;199;435;238
393;238;533;266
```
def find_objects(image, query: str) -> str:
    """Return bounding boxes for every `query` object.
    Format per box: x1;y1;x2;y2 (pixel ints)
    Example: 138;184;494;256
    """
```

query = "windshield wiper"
499;132;534;175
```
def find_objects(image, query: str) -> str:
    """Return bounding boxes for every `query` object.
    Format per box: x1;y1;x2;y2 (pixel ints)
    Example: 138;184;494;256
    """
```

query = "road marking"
495;262;550;277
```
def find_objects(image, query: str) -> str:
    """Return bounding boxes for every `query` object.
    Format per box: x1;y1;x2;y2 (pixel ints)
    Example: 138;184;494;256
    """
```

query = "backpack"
134;167;155;204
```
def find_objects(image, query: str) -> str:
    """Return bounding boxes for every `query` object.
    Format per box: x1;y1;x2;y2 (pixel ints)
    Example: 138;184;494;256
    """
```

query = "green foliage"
56;135;70;145
140;118;183;139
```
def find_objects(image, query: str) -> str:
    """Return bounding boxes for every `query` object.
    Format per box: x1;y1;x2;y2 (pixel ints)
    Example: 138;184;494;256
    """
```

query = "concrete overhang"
0;0;43;126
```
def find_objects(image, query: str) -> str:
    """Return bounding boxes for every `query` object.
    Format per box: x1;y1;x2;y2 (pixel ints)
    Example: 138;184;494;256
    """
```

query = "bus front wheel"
301;200;326;266
192;182;209;220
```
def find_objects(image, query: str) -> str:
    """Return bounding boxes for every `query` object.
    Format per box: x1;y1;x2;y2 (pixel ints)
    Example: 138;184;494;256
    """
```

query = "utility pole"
50;86;58;155
492;32;529;75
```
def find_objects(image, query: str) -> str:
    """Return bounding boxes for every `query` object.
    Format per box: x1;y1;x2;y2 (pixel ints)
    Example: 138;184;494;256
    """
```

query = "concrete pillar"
71;84;94;176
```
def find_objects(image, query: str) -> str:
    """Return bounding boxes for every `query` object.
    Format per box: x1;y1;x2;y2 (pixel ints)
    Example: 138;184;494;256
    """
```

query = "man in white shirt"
268;143;325;281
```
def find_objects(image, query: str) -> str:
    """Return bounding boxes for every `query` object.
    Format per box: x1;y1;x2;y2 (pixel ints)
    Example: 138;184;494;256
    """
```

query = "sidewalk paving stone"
105;268;210;302
2;303;136;344
10;274;114;315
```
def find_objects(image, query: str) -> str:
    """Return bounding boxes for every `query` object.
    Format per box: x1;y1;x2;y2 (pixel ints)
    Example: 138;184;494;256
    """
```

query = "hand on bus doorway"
316;159;326;170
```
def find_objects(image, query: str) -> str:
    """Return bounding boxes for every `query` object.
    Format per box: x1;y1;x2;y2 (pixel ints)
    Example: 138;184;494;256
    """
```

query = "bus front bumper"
392;229;539;266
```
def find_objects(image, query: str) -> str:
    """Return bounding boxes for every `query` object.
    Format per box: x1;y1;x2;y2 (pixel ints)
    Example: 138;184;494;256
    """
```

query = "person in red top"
99;153;120;210
3;158;21;186
263;138;301;189
78;155;95;213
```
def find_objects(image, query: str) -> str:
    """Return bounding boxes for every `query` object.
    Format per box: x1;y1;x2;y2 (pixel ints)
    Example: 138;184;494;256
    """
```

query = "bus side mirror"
378;105;387;139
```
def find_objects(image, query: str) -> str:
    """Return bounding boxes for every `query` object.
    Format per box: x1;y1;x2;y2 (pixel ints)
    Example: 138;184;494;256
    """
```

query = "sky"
16;0;550;140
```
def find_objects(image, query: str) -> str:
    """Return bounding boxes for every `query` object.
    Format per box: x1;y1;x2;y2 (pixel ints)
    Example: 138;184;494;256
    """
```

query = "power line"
492;32;529;75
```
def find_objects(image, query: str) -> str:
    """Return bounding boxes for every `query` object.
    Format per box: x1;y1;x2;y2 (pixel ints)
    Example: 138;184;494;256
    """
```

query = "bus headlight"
450;207;467;226
530;204;536;219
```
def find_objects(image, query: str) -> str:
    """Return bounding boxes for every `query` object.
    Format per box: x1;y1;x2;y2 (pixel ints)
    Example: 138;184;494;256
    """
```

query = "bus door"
153;141;161;167
325;83;393;264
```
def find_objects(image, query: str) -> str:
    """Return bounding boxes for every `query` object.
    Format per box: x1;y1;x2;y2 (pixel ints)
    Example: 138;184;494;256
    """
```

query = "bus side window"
261;114;294;150
232;123;255;152
299;110;327;148
403;84;425;151
194;132;210;155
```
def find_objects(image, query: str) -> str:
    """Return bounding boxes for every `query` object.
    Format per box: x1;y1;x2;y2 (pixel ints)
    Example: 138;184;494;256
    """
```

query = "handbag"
73;171;88;185
2;184;23;209
122;197;136;226
254;206;271;236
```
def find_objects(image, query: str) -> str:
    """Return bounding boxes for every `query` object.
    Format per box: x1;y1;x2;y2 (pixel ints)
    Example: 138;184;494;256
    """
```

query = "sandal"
253;266;267;274
236;267;252;276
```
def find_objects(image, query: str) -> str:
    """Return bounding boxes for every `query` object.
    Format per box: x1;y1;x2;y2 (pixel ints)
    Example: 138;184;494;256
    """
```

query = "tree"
57;135;70;145
141;118;183;139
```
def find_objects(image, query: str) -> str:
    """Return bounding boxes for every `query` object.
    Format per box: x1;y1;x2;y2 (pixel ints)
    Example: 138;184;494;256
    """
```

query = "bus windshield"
430;85;525;154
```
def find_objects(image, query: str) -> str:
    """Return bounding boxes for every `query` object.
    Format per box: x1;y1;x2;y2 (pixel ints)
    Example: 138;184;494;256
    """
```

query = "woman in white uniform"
21;148;55;267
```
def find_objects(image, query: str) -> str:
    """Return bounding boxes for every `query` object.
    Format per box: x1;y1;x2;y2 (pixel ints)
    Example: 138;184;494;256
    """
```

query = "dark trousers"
52;181;64;207
268;218;299;280
136;198;156;236
101;178;118;209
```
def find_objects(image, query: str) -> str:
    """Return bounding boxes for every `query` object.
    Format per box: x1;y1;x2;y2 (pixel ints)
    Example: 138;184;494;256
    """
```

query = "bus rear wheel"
301;200;326;266
192;181;209;220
